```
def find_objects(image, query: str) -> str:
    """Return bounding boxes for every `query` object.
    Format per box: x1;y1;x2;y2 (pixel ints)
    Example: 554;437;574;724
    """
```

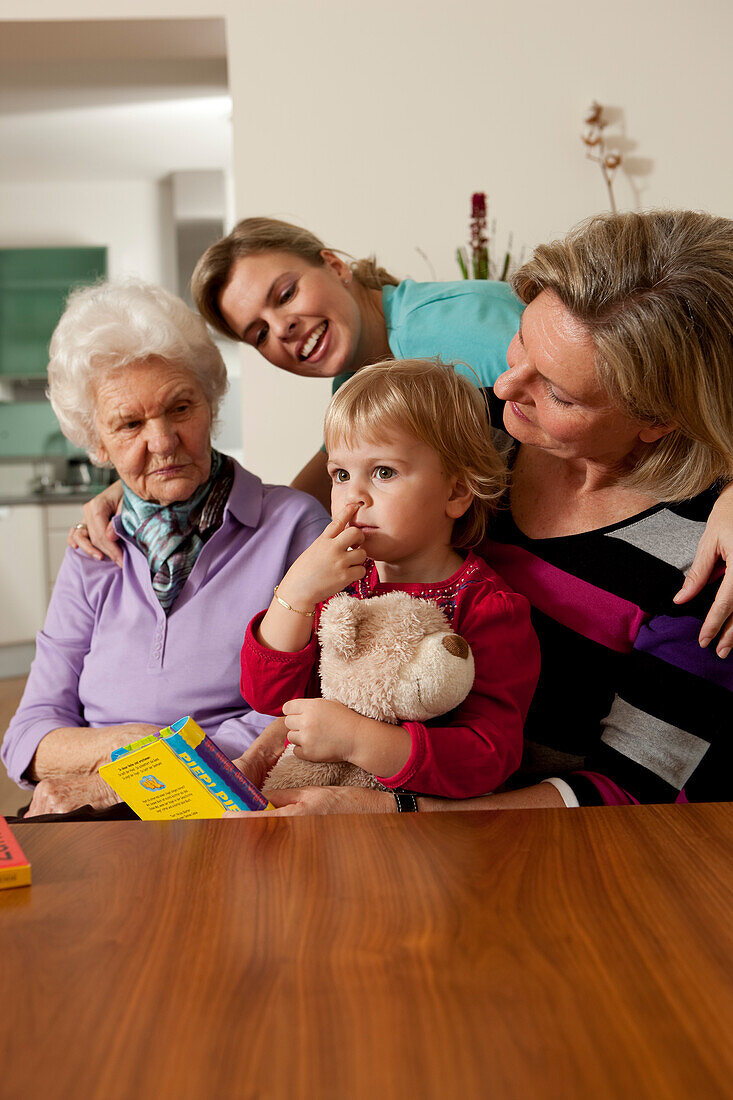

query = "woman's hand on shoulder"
674;481;733;657
26;773;120;817
67;480;124;567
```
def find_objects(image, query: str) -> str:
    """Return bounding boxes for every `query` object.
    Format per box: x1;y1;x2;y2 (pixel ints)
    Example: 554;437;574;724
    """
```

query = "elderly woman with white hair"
1;280;328;817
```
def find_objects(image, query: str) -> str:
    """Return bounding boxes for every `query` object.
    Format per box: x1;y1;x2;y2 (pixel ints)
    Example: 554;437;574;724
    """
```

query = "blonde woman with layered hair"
240;358;540;802
512;210;733;503
233;210;733;816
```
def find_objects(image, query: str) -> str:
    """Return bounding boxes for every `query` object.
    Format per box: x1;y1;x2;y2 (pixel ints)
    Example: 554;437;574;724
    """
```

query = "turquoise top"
331;277;524;395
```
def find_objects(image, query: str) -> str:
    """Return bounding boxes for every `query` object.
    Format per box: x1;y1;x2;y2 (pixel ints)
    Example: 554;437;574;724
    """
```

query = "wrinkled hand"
674;483;733;656
277;503;367;609
26;773;120;817
264;786;395;815
225;786;395;818
282;698;360;763
232;717;289;788
67;480;124;567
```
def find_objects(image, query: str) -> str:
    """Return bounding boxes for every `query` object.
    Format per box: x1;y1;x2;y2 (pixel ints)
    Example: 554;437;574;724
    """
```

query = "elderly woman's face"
218;250;363;379
94;359;213;504
494;291;659;468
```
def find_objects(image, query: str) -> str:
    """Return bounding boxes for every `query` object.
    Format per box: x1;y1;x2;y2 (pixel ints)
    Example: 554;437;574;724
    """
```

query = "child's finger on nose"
328;501;360;536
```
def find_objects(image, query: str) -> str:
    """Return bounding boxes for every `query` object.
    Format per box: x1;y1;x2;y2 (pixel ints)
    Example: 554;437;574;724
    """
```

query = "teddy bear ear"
318;594;367;657
441;634;470;660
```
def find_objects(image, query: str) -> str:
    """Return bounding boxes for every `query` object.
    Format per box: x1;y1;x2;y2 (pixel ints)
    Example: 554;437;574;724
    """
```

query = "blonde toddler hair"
324;358;507;548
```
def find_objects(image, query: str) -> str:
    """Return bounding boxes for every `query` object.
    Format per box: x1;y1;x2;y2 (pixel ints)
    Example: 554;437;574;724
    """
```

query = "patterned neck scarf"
121;450;234;614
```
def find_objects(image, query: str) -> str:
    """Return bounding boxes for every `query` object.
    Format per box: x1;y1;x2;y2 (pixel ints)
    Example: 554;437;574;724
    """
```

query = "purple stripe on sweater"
635;616;733;690
483;541;647;653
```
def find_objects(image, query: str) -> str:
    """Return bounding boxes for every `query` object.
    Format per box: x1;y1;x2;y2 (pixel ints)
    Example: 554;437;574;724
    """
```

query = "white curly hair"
47;279;228;465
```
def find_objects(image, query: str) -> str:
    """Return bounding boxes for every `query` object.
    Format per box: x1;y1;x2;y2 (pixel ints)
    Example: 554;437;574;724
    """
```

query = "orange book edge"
0;815;31;890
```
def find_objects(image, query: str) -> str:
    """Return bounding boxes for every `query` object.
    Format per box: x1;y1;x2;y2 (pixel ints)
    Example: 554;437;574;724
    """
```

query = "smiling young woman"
192;216;523;506
216;248;389;380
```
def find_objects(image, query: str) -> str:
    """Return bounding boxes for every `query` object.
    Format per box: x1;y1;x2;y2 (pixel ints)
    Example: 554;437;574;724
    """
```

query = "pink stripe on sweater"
575;772;689;806
573;771;639;805
482;541;647;653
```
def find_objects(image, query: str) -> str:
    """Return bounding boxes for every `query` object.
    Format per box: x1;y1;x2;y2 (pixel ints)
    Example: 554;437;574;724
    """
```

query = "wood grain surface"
2;804;732;1100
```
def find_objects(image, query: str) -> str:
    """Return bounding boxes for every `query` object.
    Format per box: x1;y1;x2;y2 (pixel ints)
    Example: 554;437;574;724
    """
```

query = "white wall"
172;169;225;222
1;0;731;486
0;178;167;283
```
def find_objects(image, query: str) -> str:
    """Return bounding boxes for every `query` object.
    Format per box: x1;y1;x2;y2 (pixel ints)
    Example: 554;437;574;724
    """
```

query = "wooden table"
2;804;732;1100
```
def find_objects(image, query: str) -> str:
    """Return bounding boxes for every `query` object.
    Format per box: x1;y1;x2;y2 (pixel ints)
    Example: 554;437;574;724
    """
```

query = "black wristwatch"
393;790;419;812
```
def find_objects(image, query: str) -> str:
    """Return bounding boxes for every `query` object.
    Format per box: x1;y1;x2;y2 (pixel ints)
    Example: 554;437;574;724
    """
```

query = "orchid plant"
456;192;515;282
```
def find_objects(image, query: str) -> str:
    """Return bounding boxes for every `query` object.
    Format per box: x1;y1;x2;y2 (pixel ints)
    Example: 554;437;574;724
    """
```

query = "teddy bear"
265;590;475;790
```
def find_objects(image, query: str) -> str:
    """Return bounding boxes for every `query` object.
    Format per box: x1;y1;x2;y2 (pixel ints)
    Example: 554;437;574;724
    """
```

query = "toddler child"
240;358;540;798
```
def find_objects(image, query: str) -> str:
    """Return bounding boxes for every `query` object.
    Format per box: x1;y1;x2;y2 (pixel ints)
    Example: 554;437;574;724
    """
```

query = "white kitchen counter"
0;489;104;507
0;495;110;670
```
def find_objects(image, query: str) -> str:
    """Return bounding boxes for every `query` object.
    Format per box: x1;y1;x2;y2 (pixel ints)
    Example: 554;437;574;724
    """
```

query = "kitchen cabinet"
0;504;47;645
44;502;87;601
0;499;95;648
0;402;76;460
0;247;107;377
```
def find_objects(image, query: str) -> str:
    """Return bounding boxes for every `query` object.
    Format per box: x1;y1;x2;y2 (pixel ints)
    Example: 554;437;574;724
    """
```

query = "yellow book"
99;715;272;820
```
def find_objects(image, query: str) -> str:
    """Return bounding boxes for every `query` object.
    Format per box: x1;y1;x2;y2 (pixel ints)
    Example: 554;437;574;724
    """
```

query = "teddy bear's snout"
441;634;470;659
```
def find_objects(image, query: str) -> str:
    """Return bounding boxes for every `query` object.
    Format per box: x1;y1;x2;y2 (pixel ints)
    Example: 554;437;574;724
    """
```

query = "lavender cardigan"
2;462;329;787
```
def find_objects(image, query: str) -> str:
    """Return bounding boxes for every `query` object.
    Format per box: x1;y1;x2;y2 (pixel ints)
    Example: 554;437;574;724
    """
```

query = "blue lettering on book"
179;752;238;810
213;792;239;810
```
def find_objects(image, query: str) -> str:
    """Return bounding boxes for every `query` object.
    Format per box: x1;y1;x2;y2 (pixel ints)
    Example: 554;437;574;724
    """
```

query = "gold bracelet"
273;585;315;617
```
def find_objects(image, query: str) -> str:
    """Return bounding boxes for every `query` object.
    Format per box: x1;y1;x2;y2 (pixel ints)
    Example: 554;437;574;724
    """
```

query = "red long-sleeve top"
240;552;540;798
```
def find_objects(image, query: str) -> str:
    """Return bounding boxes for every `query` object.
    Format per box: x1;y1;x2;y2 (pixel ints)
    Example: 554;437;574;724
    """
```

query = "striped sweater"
483;397;731;806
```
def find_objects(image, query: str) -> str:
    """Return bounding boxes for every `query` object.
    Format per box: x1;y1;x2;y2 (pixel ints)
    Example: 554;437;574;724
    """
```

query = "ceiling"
0;19;232;183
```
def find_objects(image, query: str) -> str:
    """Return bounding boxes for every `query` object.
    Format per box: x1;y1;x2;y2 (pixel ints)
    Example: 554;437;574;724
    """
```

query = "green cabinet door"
0;247;107;377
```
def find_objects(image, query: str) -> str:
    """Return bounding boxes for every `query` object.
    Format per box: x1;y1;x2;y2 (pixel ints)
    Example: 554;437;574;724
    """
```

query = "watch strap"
393;790;419;812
